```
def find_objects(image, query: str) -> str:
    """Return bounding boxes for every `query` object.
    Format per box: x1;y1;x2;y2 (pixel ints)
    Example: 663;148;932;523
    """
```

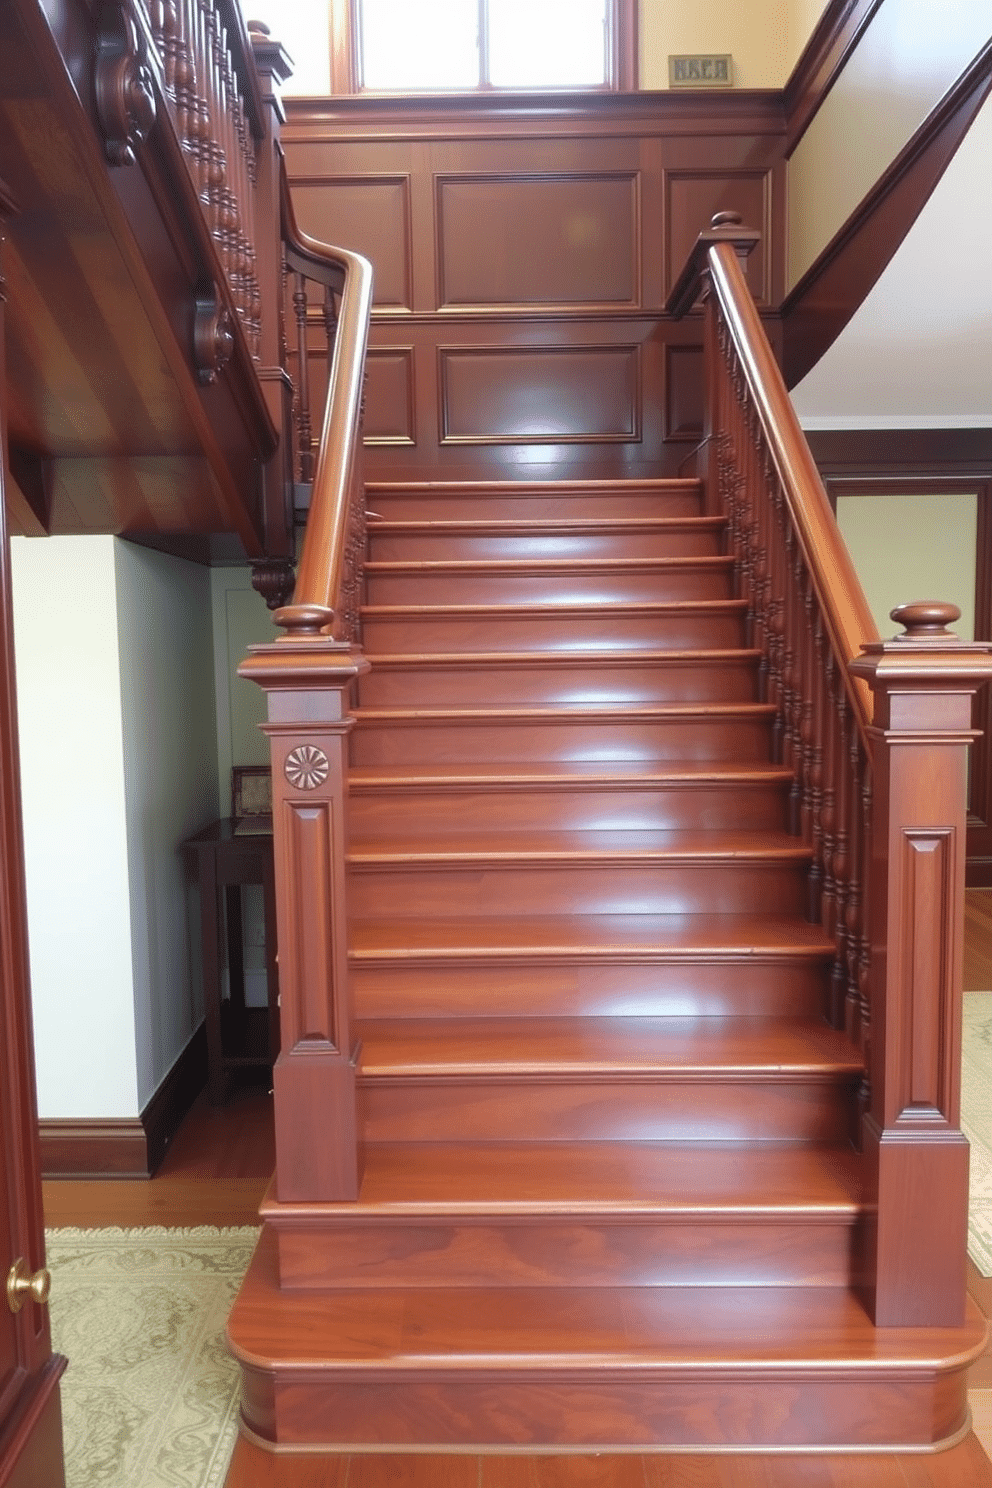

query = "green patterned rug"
46;1226;258;1488
961;994;992;1276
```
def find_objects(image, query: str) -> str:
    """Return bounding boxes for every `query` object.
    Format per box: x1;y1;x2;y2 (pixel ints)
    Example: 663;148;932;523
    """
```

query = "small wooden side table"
181;819;279;1104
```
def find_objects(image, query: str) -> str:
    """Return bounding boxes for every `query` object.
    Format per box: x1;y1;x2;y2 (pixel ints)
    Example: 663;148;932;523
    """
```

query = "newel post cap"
849;599;992;730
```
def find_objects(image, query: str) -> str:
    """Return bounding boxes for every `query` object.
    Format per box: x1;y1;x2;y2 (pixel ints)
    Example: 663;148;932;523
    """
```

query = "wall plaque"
668;55;733;88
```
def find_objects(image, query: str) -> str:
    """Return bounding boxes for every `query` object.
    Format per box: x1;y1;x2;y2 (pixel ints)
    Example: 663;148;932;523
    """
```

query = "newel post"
239;635;368;1202
850;601;992;1326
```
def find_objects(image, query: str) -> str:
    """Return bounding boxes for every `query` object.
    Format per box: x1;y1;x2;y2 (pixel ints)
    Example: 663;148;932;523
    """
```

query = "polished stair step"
367;514;726;561
350;701;775;766
356;1016;862;1142
363;556;735;605
261;1141;864;1290
360;599;747;652
357;649;762;707
365;477;704;523
350;910;834;1019
348;760;791;834
228;1227;985;1449
347;828;812;917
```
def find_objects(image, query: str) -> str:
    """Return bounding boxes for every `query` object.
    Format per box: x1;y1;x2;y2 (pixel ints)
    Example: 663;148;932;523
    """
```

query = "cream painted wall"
11;536;221;1120
115;543;219;1109
12;537;139;1119
787;0;992;289
640;0;811;91
835;492;978;643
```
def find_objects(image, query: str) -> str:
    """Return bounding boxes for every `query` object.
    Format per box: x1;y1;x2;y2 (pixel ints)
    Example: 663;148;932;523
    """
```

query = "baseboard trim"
40;1023;208;1179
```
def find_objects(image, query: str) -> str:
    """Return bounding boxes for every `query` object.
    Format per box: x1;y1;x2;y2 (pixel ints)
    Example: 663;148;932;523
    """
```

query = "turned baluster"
293;273;314;481
827;682;850;1027
805;608;826;921
765;478;787;762
819;648;839;937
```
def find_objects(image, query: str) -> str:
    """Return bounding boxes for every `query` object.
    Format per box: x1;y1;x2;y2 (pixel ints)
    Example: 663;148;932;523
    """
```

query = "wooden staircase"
228;475;986;1452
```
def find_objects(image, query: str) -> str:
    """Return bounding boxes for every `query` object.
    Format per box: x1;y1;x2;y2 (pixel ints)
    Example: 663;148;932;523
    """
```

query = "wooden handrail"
274;168;374;640
667;212;878;738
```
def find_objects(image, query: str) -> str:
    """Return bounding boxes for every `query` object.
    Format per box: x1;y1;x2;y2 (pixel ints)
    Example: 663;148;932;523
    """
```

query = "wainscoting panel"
291;175;414;311
440;345;640;444
364;347;416;445
436;173;640;310
664;168;774;304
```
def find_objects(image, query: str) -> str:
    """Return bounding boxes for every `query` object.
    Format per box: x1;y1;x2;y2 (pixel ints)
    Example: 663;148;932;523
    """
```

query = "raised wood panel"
292;177;413;310
436;174;639;309
439;346;640;445
364;348;415;445
664;343;704;443
664;170;772;303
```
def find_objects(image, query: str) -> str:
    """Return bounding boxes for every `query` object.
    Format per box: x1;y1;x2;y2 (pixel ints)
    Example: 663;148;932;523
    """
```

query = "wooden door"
0;182;66;1487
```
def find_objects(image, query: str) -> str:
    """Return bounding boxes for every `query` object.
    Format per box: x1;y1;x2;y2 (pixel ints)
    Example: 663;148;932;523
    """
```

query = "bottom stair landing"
228;1224;986;1454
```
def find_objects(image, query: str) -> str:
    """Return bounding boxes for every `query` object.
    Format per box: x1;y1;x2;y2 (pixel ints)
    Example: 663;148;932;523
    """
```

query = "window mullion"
478;0;491;87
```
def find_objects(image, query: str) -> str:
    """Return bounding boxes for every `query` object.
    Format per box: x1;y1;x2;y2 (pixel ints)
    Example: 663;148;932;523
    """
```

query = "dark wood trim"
141;1021;209;1173
327;0;638;95
808;427;992;480
783;0;884;155
39;1023;208;1178
0;1358;66;1488
781;40;992;389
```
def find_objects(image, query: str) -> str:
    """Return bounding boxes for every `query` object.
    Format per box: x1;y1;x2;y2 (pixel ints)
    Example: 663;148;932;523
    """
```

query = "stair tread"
354;702;775;721
361;649;761;669
356;1016;862;1077
230;1231;987;1370
263;1141;864;1216
367;478;703;495
349;760;792;788
350;912;835;958
349;828;811;862
368;516;725;534
362;599;747;617
365;557;734;574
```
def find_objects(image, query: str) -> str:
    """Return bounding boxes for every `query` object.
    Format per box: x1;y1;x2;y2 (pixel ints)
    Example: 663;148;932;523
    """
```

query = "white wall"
11;536;221;1119
116;543;219;1108
12;537;139;1119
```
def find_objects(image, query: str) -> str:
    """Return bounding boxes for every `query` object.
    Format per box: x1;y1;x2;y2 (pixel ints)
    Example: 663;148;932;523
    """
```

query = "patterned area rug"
962;994;992;1276
46;1226;258;1488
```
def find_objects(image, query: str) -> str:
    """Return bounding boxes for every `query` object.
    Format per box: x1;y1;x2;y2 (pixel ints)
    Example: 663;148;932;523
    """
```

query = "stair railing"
238;165;373;1206
668;213;992;1328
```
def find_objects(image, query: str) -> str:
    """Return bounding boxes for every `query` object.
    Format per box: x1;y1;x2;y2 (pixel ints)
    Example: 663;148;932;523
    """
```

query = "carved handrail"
273;169;374;644
668;212;992;1328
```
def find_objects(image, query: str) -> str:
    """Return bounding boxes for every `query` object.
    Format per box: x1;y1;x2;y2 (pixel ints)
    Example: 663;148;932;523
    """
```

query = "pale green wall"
835;492;978;643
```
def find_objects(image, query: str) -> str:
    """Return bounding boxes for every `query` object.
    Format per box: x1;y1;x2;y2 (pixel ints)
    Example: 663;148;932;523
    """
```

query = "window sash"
329;0;638;94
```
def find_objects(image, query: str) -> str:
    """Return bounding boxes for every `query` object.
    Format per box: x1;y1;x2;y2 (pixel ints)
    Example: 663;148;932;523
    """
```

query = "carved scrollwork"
193;284;234;385
285;746;329;792
250;558;296;612
95;2;157;167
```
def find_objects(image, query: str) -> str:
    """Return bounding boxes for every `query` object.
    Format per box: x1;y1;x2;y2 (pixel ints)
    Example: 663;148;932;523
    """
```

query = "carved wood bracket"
95;1;157;167
193;284;234;385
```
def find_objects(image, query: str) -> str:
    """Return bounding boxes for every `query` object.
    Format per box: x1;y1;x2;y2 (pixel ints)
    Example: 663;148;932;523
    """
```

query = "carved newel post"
239;610;367;1202
851;601;992;1326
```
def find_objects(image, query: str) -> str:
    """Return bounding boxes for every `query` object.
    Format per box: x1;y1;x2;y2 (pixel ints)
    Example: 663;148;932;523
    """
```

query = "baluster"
828;682;850;1028
819;648;839;937
844;719;864;1043
857;756;872;1054
293;273;314;481
806;608;825;921
752;445;774;701
766;477;787;762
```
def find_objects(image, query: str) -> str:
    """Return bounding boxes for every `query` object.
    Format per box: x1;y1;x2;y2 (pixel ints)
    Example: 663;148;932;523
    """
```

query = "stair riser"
350;961;832;1020
369;530;724;561
360;612;747;653
350;718;774;766
359;1079;859;1143
364;569;734;605
239;1369;969;1450
271;1219;858;1290
349;783;789;834
348;863;809;918
357;661;760;707
366;490;703;522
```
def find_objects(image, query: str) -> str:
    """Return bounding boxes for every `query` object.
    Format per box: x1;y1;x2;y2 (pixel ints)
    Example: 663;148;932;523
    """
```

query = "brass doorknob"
6;1258;51;1314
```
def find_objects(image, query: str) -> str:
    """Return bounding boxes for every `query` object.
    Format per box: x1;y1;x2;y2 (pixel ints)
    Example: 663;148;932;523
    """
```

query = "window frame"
328;0;638;94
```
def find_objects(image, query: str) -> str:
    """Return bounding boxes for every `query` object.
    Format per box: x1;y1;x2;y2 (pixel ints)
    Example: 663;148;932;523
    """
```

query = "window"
332;0;637;93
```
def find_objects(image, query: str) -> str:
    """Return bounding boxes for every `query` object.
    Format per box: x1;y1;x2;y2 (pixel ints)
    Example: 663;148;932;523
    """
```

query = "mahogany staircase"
229;216;991;1454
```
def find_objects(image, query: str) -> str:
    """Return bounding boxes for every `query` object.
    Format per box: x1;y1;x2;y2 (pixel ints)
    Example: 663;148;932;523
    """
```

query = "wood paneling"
436;174;639;309
292;176;412;310
282;93;787;481
664;169;773;304
440;346;640;444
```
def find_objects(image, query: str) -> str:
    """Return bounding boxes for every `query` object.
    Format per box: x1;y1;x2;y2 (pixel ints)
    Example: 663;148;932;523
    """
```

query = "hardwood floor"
42;892;992;1486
